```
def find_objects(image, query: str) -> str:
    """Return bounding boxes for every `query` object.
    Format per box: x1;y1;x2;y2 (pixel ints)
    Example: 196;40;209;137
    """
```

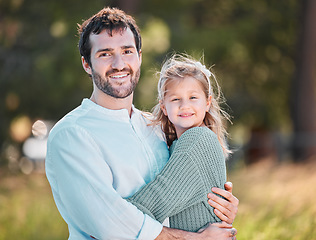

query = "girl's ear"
82;56;92;75
160;101;168;116
206;95;212;112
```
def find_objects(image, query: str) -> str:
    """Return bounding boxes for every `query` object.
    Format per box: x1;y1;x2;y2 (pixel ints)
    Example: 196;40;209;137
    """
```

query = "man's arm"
208;182;239;224
156;223;237;240
46;127;162;239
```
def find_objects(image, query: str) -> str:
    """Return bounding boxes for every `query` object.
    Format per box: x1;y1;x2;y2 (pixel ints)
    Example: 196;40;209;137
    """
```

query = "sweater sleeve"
127;127;226;224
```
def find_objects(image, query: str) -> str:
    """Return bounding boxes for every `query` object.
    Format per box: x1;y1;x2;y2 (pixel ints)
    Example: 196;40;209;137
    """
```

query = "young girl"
128;54;231;232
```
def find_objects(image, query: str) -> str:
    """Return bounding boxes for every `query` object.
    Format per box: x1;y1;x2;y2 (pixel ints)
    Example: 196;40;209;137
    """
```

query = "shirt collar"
81;98;140;120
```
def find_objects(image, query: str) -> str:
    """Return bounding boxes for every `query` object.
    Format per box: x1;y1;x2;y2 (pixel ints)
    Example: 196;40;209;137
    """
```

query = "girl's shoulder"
173;127;218;152
173;127;225;163
180;127;216;141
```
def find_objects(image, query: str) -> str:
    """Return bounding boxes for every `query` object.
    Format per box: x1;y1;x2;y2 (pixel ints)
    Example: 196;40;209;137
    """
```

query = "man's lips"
109;73;129;79
107;68;132;80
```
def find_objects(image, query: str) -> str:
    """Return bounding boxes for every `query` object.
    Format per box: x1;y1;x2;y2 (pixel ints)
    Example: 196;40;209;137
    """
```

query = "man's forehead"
92;26;126;37
89;27;136;47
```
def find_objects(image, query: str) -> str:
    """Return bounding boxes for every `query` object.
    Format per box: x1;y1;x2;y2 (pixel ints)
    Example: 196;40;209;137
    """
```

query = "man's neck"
90;91;133;117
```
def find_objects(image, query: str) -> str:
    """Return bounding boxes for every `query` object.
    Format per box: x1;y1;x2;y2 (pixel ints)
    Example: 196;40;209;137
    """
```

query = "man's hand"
156;223;237;240
198;222;237;240
207;182;239;224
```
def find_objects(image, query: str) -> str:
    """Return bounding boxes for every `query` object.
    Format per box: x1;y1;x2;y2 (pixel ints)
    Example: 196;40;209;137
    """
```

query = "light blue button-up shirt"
46;99;169;239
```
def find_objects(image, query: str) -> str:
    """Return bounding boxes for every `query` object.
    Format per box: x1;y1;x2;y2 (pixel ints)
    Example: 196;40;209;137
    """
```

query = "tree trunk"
291;0;316;161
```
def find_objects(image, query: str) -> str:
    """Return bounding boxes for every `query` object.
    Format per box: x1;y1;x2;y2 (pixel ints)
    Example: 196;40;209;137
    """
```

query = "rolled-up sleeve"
46;126;162;240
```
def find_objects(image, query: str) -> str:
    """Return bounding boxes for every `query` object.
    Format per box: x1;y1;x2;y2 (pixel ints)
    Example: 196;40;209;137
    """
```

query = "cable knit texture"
127;127;227;232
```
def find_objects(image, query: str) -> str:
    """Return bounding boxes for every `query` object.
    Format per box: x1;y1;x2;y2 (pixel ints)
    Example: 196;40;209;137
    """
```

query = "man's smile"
110;73;129;79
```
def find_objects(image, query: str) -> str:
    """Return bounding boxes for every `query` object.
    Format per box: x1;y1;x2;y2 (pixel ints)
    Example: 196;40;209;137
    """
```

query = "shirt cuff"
137;214;163;240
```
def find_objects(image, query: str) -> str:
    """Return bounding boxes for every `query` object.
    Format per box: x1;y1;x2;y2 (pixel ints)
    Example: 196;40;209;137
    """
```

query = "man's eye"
124;50;133;54
100;53;110;57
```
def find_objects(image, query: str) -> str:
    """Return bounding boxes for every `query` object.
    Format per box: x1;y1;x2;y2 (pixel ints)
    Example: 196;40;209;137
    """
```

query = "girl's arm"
127;127;226;224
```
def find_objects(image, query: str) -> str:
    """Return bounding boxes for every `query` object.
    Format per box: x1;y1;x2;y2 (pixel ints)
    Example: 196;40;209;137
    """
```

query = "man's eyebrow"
122;45;136;50
95;48;113;53
95;45;136;54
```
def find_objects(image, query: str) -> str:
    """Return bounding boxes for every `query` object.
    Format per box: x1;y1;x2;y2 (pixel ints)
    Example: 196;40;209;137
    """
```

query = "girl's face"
161;76;212;138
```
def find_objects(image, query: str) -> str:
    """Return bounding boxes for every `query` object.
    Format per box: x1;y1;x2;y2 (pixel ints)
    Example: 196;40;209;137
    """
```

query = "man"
46;7;238;240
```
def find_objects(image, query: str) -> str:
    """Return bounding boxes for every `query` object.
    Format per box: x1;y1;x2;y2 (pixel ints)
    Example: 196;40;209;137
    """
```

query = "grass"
0;171;68;240
0;160;315;239
230;160;316;240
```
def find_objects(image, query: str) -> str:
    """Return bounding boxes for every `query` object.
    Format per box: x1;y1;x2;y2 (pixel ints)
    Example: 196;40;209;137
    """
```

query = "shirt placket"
129;117;159;181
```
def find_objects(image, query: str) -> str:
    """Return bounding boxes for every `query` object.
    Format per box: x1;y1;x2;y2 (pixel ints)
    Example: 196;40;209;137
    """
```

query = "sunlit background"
1;0;316;239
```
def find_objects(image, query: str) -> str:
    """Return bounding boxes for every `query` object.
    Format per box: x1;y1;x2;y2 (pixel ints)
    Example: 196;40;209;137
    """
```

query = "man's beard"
91;67;140;99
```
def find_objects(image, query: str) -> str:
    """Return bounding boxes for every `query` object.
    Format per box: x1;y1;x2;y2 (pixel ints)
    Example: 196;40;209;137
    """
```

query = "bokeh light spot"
32;120;48;139
10;116;32;142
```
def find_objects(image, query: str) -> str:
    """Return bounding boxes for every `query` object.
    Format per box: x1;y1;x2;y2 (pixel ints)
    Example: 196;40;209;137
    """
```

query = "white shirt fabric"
45;99;170;240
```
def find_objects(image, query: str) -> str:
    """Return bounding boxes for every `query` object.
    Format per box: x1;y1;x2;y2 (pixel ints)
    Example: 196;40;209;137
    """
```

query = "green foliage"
0;0;302;163
138;0;299;129
0;0;106;119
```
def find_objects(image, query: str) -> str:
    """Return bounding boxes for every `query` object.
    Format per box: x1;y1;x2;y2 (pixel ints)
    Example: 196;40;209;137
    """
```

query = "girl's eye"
190;96;198;99
171;98;180;102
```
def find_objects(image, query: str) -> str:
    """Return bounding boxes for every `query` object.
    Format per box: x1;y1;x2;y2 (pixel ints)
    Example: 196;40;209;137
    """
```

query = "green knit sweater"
127;127;227;232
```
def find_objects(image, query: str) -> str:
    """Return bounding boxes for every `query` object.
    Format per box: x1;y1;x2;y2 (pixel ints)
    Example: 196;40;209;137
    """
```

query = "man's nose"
111;54;125;70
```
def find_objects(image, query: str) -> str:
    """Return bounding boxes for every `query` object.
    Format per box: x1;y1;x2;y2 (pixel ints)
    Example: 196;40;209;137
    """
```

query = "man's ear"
82;56;92;75
160;101;168;116
138;50;142;63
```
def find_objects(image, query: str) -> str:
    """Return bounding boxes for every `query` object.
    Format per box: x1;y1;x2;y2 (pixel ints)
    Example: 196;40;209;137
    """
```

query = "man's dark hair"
78;7;142;66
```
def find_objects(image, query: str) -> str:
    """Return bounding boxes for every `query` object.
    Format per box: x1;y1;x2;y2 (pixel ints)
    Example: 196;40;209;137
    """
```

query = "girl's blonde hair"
151;53;232;158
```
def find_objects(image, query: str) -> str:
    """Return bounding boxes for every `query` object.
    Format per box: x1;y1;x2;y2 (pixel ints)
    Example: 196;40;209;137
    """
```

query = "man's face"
84;28;142;99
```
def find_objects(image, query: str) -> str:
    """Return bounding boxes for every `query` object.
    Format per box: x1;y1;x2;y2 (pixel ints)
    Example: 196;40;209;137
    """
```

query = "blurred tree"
0;0;109;164
290;0;316;161
138;0;298;164
0;0;311;167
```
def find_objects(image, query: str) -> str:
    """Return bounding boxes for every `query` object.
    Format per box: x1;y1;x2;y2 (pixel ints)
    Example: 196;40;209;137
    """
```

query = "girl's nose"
179;100;190;110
